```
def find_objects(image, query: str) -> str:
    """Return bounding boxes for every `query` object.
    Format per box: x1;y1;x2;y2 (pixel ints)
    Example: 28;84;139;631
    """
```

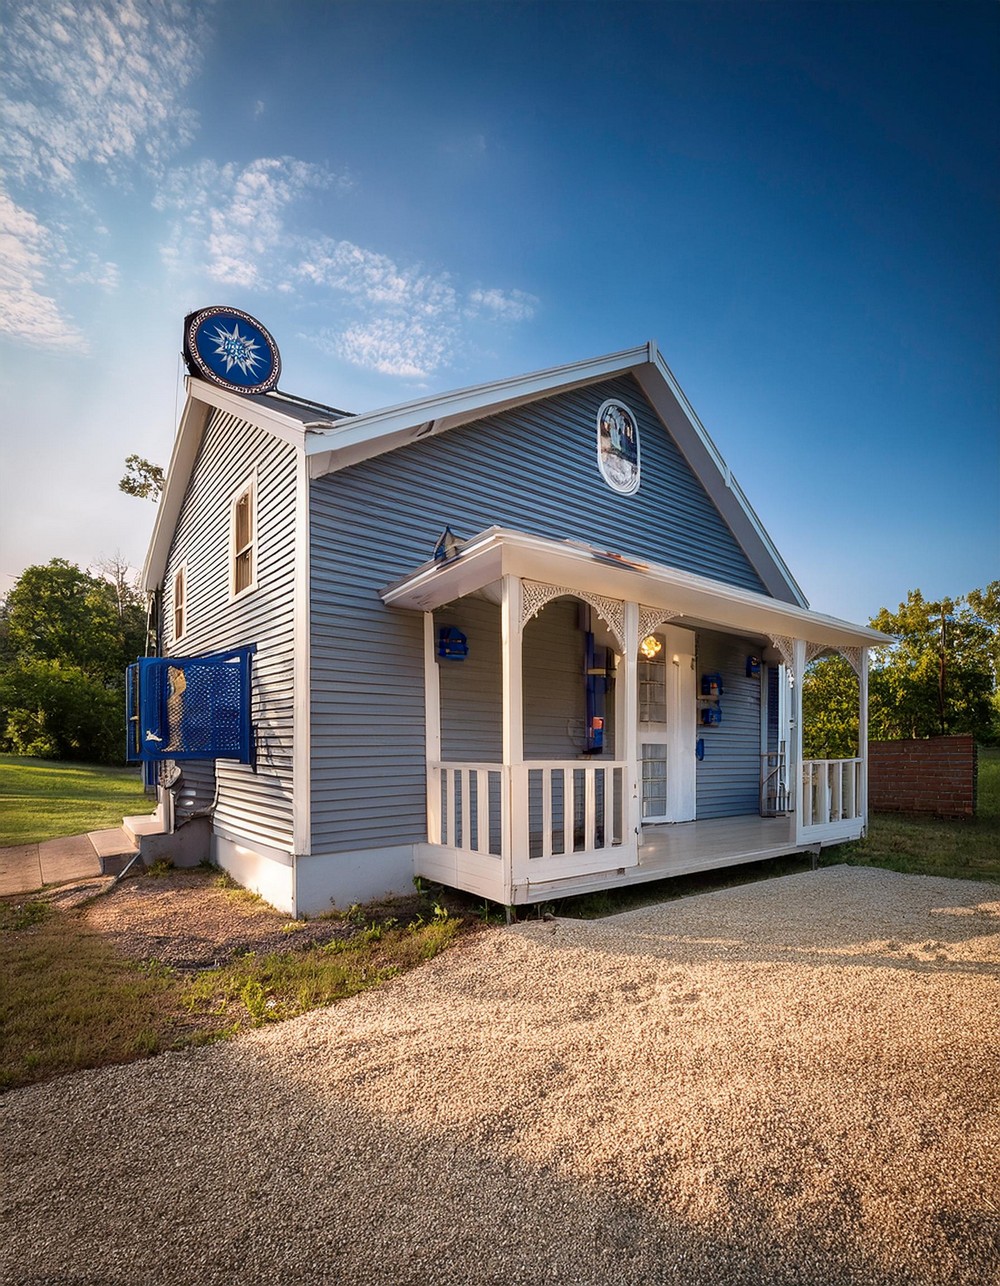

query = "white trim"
291;448;311;858
187;378;311;446
171;561;187;645
596;398;641;496
634;358;808;607
381;527;889;652
501;575;524;902
147;346;809;609
423;612;442;851
228;468;258;601
623;602;641;848
142;396;211;592
304;344;650;467
792;639;806;846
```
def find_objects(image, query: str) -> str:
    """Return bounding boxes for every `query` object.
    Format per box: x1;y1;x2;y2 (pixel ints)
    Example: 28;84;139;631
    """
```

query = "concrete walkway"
0;828;136;896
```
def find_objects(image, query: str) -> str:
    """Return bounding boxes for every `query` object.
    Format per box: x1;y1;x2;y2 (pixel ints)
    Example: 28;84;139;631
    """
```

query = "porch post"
501;575;525;902
423;612;441;845
623;601;641;850
859;646;869;831
791;637;806;846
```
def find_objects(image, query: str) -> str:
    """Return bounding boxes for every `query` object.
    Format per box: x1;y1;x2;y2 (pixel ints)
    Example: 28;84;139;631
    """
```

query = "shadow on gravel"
4;1032;994;1286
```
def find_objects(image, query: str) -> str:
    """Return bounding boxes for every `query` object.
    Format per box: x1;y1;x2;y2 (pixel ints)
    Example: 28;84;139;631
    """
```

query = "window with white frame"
172;564;187;642
230;475;257;597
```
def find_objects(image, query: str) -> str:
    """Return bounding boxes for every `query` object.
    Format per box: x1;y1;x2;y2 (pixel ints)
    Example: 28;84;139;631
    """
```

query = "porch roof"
380;527;890;651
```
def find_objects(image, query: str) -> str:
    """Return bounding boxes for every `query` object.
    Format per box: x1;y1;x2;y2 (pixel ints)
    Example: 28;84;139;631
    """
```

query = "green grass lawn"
0;755;152;846
1;747;996;1092
0;877;470;1092
822;745;999;883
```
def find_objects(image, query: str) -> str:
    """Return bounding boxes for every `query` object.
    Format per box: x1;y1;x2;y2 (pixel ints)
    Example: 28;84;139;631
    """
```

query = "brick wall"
868;736;978;818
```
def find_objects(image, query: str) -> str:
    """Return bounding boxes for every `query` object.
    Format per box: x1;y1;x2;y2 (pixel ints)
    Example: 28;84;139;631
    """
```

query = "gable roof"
144;342;806;606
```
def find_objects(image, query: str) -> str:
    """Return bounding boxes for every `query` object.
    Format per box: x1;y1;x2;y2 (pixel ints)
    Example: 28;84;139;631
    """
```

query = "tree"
0;659;122;762
802;654;860;758
119;454;164;502
869;589;996;741
0;559;148;763
802;585;998;751
1;559;145;687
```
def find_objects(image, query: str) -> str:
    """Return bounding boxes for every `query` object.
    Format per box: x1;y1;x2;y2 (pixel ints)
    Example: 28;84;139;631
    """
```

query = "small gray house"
131;319;885;916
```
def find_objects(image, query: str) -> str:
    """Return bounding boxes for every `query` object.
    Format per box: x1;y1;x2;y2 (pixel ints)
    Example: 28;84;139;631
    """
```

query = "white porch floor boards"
518;814;802;903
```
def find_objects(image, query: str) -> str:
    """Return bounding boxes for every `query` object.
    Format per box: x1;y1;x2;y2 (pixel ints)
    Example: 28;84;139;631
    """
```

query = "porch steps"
122;813;212;868
88;827;140;877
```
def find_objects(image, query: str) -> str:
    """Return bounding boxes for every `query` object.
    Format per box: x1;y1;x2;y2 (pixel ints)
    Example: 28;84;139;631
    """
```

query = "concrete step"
123;813;168;843
88;826;140;876
121;814;213;867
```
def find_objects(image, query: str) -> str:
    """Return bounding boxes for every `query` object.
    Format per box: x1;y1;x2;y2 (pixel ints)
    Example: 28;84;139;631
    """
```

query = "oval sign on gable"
596;399;641;495
184;306;281;395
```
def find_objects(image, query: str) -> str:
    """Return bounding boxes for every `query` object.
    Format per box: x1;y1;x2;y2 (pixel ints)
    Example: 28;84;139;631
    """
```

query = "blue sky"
0;0;996;623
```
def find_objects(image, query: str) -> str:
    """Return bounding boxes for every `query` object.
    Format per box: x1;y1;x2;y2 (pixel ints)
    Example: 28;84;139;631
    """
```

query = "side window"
172;564;187;643
230;474;257;598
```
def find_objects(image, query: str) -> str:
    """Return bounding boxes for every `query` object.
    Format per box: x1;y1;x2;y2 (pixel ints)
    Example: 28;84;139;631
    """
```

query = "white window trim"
172;561;188;644
229;469;258;601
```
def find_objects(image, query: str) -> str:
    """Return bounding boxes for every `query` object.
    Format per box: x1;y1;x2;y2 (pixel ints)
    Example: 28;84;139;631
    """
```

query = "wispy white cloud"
295;239;457;318
309;319;454;380
295;242;461;377
0;191;86;350
156;157;349;289
468;286;539;322
0;0;207;349
0;0;207;189
158;158;479;379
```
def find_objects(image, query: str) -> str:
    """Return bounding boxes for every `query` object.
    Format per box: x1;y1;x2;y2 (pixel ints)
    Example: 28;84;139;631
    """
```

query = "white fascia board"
634;357;808;609
187;379;310;448
306;341;807;615
381;527;889;651
305;344;651;477
142;378;308;591
142;394;210;592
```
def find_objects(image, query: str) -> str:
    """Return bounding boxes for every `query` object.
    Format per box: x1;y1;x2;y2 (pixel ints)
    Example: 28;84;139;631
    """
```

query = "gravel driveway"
2;865;998;1286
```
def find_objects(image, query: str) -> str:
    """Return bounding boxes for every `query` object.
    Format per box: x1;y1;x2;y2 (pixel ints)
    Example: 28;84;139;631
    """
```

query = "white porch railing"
427;760;633;879
514;760;628;862
429;763;508;857
800;758;863;829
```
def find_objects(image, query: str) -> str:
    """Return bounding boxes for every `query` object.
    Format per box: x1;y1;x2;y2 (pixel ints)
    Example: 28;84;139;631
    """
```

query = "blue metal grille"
126;646;255;766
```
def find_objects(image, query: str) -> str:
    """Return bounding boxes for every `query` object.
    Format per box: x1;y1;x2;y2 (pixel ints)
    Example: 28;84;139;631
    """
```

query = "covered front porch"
383;527;884;907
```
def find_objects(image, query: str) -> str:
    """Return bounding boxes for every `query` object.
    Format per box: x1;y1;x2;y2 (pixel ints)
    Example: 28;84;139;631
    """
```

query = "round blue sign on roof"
184;306;281;395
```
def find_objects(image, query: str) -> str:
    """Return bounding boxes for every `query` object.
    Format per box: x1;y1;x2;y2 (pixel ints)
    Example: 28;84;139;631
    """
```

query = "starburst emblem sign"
209;322;264;378
184;306;281;395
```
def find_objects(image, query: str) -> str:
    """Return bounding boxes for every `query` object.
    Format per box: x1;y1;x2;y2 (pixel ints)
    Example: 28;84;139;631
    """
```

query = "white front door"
638;624;697;823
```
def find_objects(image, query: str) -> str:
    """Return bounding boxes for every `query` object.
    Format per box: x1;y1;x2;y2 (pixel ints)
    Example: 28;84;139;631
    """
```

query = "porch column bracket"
805;642;827;665
837;646;865;678
520;580;626;653
638;605;681;646
768;634;797;675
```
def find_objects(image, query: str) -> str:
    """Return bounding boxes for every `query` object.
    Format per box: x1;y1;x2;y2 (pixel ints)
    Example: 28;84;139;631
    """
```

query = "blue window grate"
126;645;255;767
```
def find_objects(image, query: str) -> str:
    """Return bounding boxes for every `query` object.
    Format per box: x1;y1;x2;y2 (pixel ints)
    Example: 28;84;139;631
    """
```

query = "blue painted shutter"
125;646;256;766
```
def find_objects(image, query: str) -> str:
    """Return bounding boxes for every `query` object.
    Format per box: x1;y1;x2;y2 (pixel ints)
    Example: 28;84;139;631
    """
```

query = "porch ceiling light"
640;634;663;659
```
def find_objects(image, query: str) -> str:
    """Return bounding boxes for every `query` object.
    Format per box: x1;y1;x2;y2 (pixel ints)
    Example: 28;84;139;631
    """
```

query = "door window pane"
642;743;668;818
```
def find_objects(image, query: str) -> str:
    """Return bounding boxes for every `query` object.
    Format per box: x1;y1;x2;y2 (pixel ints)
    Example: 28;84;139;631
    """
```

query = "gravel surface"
2;865;998;1286
79;868;356;969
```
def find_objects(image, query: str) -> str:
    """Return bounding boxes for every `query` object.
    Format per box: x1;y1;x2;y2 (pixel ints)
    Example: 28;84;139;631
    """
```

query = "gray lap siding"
309;375;769;855
162;409;298;852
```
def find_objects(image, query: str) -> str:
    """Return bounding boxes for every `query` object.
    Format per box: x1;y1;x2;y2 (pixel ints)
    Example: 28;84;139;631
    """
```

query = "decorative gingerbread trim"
521;580;626;652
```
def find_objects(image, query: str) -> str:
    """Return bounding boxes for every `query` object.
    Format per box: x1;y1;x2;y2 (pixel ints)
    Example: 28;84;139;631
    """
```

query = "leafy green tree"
801;585;998;751
802;655;860;758
0;559;147;763
119;454;164;501
2;558;145;687
0;659;122;762
870;589;995;740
